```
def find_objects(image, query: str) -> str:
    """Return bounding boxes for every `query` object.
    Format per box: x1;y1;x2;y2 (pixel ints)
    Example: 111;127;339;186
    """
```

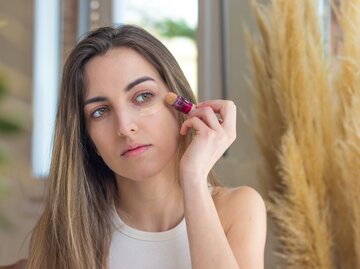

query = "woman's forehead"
85;48;161;82
83;49;163;91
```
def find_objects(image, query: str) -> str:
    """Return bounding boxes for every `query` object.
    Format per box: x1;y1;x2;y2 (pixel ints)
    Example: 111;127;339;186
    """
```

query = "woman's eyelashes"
133;91;154;104
91;106;109;119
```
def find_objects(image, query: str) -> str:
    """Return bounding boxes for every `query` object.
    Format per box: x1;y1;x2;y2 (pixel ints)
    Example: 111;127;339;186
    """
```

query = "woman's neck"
114;174;184;232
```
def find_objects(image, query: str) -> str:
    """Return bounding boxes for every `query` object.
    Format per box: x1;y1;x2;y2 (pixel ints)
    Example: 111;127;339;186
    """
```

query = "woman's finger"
180;116;212;136
187;106;222;131
196;100;236;132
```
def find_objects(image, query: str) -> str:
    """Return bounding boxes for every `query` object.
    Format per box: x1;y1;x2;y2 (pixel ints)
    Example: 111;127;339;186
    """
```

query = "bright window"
112;0;198;96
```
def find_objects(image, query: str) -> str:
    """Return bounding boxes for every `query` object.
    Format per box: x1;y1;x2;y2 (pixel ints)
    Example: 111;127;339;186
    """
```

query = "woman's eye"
135;92;154;104
91;107;108;118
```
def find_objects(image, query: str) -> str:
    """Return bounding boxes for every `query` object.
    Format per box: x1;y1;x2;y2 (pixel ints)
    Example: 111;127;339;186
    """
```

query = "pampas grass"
249;0;360;268
332;2;360;268
245;3;283;198
246;0;353;268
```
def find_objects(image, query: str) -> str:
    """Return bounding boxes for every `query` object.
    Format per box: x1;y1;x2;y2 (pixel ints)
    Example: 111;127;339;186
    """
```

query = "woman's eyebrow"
125;76;155;92
83;96;108;107
83;76;155;107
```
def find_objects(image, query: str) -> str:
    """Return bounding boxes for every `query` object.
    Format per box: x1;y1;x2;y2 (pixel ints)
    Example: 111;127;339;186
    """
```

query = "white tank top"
109;210;192;269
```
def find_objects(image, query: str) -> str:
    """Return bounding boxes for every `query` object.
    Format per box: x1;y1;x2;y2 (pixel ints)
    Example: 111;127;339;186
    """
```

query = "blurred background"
0;0;340;267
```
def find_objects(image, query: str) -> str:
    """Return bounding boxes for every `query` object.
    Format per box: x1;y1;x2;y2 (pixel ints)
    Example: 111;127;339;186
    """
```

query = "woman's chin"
115;167;164;182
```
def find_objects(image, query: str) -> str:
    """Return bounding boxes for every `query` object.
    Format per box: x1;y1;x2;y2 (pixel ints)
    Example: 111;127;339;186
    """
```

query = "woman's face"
83;47;180;181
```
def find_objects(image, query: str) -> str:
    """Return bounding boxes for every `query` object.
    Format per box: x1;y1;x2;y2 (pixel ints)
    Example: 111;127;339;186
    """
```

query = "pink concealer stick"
165;92;224;123
165;92;195;114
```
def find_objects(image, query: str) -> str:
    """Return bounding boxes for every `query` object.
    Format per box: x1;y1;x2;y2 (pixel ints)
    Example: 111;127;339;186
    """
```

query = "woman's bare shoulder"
212;185;265;209
212;186;266;233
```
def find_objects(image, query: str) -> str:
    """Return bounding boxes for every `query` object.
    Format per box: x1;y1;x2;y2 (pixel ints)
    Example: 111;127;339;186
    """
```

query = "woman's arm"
219;187;267;268
179;100;267;269
182;182;266;269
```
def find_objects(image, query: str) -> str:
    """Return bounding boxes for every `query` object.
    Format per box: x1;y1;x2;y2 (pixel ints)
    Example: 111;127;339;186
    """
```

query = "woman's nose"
115;109;138;137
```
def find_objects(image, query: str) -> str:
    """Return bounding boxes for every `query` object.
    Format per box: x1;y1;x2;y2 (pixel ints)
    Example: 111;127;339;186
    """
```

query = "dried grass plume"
245;0;360;268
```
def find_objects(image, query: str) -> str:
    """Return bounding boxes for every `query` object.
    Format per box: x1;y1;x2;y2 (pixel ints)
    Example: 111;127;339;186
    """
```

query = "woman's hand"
179;100;237;186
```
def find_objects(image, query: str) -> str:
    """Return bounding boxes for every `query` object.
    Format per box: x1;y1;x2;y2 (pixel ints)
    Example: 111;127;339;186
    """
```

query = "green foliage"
0;175;8;198
0;75;6;100
153;18;196;41
0;211;13;231
0;76;22;135
0;150;8;166
0;73;20;230
0;117;22;134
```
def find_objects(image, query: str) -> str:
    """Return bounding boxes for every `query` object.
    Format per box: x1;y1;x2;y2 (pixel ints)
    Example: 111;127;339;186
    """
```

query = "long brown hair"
27;25;219;269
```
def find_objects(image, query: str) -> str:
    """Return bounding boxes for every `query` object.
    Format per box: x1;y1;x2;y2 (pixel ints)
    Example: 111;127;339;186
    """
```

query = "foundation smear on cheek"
137;92;167;117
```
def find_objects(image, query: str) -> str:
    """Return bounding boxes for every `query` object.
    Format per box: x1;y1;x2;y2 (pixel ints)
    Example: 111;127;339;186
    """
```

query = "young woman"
12;25;266;269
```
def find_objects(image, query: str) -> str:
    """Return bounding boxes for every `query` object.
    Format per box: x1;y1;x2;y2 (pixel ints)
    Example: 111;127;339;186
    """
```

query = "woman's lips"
121;144;152;157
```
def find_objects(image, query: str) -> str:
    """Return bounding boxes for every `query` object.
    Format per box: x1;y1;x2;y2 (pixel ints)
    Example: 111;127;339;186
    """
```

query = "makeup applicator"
165;92;195;114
